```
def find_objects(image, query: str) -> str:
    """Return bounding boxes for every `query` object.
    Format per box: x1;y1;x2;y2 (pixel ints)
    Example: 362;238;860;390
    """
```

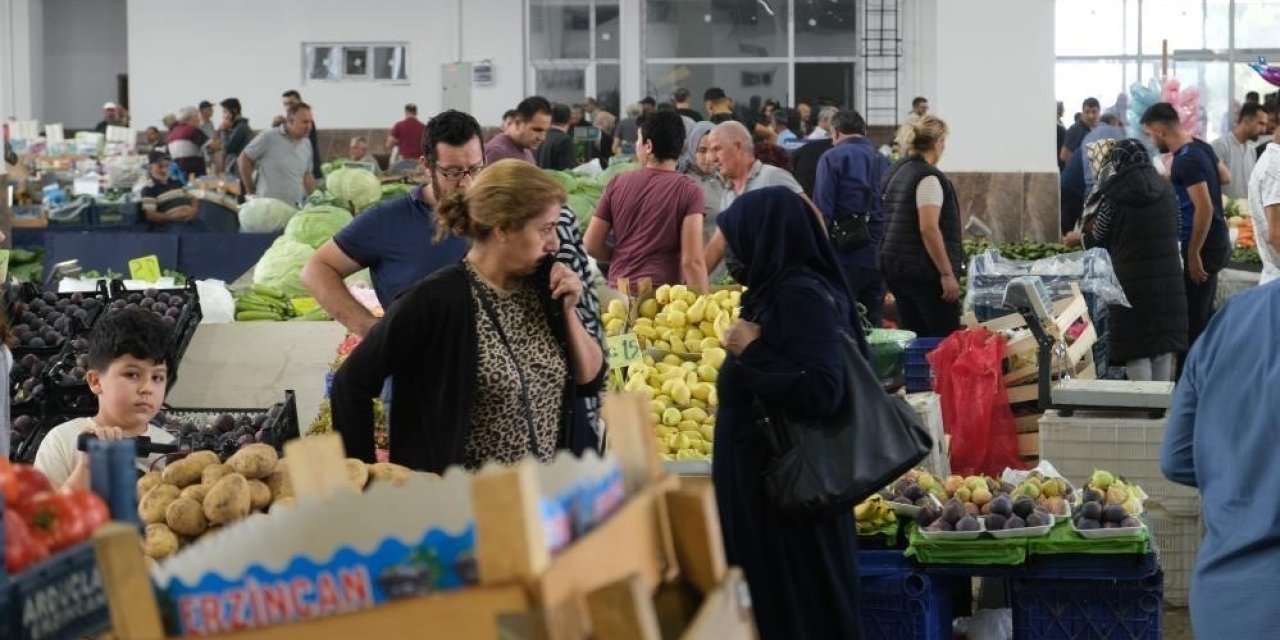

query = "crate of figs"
158;391;300;460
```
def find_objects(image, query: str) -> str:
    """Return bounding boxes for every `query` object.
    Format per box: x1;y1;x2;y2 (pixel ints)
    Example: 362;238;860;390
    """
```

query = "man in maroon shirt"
583;111;708;292
485;96;551;164
387;103;426;160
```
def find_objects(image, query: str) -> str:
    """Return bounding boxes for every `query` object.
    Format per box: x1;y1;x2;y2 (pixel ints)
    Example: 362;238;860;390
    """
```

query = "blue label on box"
162;526;475;637
7;542;110;640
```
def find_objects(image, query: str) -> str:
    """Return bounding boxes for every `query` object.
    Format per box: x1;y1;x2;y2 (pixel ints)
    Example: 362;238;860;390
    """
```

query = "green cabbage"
285;204;353;248
326;168;382;213
380;182;413;202
238;198;298;233
253;236;315;297
546;170;578;193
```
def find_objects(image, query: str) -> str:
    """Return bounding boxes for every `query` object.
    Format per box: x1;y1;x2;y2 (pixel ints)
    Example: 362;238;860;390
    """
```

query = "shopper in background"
771;109;803;151
387;103;426;161
753;140;793;173
94;102;127;133
166;106;209;178
1057;101;1067;171
593;111;616;169
1212;102;1267;199
793;107;839;197
1248;140;1280;285
675;87;703;121
1161;280;1280;639
703;121;807;273
1060;97;1100;167
640;96;657;116
281;90;323;180
239;102;315;206
197;101;216;139
34;310;177;490
1142;102;1233;353
712;186;863;640
807;106;837;141
910;96;929;119
796;102;814;137
568;104;584;130
347;137;382;176
613;103;642;158
584;110;707;292
679;121;725;244
1076;139;1188;381
218;98;252;178
331;160;605;473
814;109;891;326
537;103;576;171
1078;114;1127;196
140;126;164;152
486;96;552;165
880;115;963;338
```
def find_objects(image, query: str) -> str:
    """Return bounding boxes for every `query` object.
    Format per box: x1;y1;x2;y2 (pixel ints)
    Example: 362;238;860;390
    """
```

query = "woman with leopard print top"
331;160;607;472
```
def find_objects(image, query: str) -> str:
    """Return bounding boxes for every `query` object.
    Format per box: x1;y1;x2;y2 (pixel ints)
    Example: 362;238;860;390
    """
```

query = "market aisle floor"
1165;607;1193;639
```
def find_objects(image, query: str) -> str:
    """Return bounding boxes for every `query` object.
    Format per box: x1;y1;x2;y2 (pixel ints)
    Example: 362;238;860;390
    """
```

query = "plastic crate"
159;390;300;455
1;539;112;640
905;337;944;365
859;561;954;640
1011;570;1163;640
1144;502;1201;607
1036;410;1201;516
91;198;140;226
904;363;934;393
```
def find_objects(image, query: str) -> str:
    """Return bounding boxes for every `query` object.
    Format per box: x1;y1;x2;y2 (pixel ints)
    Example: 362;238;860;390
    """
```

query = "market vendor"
330;159;606;473
140;150;205;231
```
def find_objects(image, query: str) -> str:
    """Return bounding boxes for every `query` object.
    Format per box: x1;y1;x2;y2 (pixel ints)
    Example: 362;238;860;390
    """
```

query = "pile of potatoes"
137;444;413;560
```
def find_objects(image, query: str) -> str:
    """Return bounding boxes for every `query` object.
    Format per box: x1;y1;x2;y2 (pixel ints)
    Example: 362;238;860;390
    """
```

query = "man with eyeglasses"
301;110;479;336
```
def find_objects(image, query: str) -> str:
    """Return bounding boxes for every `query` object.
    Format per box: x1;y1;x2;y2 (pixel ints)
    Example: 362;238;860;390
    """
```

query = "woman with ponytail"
331;159;606;473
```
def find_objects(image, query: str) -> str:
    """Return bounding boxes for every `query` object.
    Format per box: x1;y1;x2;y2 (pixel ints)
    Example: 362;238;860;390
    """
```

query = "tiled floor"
1165;607;1193;639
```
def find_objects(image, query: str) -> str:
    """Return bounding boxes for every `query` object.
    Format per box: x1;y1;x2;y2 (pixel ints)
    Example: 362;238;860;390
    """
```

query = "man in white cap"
94;102;128;133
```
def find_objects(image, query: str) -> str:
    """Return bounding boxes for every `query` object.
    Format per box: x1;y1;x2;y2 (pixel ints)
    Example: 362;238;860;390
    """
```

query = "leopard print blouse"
461;262;569;469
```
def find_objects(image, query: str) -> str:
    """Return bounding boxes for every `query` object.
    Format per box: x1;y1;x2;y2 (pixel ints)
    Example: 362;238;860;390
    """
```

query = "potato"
202;473;251;524
367;462;412;487
138;484;182;524
344;459;369;491
180;484;210;503
269;496;296;514
137;472;162;497
165;497;208;537
265;467;293;501
185;450;220;471
144;524;180;559
202;463;233;486
161;457;204;488
227;444;278;479
247;480;272;511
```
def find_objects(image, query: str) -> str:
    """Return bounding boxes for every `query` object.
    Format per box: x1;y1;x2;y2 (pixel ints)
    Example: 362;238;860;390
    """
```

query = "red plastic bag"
927;327;1025;476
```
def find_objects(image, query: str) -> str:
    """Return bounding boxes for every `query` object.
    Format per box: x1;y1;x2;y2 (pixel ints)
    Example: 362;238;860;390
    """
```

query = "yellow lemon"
685;328;704;343
682;407;709;423
687;298;708;323
662;354;684;367
639;298;659;319
605;318;624;335
655;285;672;304
702;347;727;369
692;382;713;401
633;324;656;339
662;408;682;427
607;299;626;317
654;340;671;351
699;320;716;336
669;336;687;353
668;299;690;314
700;337;721;352
671;381;692;406
699;423;715;442
697;364;719;383
688;398;708;410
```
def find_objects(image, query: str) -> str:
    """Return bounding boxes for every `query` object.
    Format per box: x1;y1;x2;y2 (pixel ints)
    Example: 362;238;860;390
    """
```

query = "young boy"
35;309;176;490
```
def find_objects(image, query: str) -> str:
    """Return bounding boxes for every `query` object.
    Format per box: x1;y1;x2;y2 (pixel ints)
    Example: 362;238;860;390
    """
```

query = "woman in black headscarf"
715;186;865;640
1080;138;1187;381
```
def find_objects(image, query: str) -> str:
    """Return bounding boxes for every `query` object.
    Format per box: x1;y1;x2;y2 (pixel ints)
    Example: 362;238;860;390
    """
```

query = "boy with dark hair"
34;310;177;490
1142;101;1233;352
583;110;708;292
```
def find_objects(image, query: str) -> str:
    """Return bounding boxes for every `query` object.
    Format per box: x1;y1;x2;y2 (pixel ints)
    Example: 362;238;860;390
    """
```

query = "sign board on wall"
472;59;493;86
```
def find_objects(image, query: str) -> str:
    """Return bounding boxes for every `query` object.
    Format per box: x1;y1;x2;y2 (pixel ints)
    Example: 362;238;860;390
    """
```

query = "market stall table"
11;227;278;282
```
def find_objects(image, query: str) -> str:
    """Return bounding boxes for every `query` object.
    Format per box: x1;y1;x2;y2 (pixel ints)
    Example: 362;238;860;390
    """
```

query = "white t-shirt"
1248;144;1280;285
34;418;176;489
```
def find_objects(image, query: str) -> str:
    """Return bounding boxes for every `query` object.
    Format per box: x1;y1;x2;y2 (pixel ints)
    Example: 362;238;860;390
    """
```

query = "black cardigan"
331;259;607;473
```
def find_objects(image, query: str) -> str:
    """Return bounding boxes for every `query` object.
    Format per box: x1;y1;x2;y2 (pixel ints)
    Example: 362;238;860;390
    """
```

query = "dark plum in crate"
107;287;190;329
161;395;296;461
9;292;104;351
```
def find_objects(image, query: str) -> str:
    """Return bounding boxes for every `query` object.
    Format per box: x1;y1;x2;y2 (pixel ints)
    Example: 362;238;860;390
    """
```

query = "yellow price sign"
606;333;643;371
128;255;162;282
291;297;320;316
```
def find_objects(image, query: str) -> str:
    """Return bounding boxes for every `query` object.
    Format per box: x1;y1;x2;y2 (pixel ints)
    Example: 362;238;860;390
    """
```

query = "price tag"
606;333;643;371
127;255;161;282
291;297;320;316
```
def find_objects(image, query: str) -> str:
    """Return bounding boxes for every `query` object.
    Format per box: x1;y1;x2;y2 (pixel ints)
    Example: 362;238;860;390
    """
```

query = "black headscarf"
717;187;866;349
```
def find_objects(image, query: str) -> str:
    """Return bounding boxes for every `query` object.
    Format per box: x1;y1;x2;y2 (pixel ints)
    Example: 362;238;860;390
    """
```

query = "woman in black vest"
1078;139;1187;380
879;116;964;337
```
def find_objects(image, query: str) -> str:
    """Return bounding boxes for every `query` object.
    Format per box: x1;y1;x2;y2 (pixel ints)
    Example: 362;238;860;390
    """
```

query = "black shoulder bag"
754;306;933;516
829;153;885;251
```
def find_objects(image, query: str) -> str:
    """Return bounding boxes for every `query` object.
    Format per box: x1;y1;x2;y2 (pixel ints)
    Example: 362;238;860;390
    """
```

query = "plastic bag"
195;279;235;324
954;609;1013;640
963;248;1130;317
927;328;1025;477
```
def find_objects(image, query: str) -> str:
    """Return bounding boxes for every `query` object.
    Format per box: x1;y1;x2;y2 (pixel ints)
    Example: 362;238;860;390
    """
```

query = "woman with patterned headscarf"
1080;138;1188;381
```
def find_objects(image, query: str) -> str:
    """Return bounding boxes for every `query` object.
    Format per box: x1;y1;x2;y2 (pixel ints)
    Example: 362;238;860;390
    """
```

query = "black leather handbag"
756;330;933;516
830;215;871;251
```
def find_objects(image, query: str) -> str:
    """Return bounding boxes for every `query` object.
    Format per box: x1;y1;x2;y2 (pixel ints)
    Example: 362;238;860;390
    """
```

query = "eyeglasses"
434;164;485;181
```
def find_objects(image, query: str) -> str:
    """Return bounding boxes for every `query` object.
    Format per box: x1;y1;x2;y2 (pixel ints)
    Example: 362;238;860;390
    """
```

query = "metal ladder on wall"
861;0;902;127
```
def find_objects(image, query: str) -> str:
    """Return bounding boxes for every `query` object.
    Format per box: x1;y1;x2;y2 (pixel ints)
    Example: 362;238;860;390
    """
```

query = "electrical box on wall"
472;59;494;86
442;62;472;113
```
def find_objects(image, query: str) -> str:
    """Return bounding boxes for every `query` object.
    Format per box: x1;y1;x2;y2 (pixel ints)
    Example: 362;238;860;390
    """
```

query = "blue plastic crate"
905;337;944;365
92;199;140;226
860;563;954;640
2;540;112;640
1011;570;1163;640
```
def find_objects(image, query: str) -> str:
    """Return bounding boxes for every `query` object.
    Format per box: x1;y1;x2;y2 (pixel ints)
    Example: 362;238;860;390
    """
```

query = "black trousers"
843;265;886;328
885;275;961;338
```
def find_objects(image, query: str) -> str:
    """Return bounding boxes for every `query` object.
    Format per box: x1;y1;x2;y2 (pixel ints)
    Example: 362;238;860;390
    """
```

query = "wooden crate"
94;394;754;640
962;284;1098;388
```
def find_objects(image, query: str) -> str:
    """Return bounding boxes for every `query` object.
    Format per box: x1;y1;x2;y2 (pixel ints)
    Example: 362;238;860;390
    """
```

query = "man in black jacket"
538;103;577;171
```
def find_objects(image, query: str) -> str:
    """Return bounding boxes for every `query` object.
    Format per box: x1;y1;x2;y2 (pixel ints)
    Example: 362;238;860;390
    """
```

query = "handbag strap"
467;270;548;460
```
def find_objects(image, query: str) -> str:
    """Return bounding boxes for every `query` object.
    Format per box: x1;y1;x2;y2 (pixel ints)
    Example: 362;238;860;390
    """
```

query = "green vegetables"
964;240;1072;262
238;198;298;233
252;236;315;298
9;247;44;282
284;204;352;249
325;168;381;214
1232;246;1261;265
234;284;332;322
545;162;638;230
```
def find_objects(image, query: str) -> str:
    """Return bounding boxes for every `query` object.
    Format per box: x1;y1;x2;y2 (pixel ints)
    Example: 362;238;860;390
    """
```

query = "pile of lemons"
624;347;726;461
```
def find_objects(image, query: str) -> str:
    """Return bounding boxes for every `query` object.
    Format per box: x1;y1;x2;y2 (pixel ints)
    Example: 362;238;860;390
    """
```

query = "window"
302;43;408;84
795;0;856;57
529;0;621;117
645;0;789;59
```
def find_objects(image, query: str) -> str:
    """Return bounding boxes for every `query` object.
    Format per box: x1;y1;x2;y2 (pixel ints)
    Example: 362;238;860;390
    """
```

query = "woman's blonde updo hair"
434;159;567;243
895;115;949;157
